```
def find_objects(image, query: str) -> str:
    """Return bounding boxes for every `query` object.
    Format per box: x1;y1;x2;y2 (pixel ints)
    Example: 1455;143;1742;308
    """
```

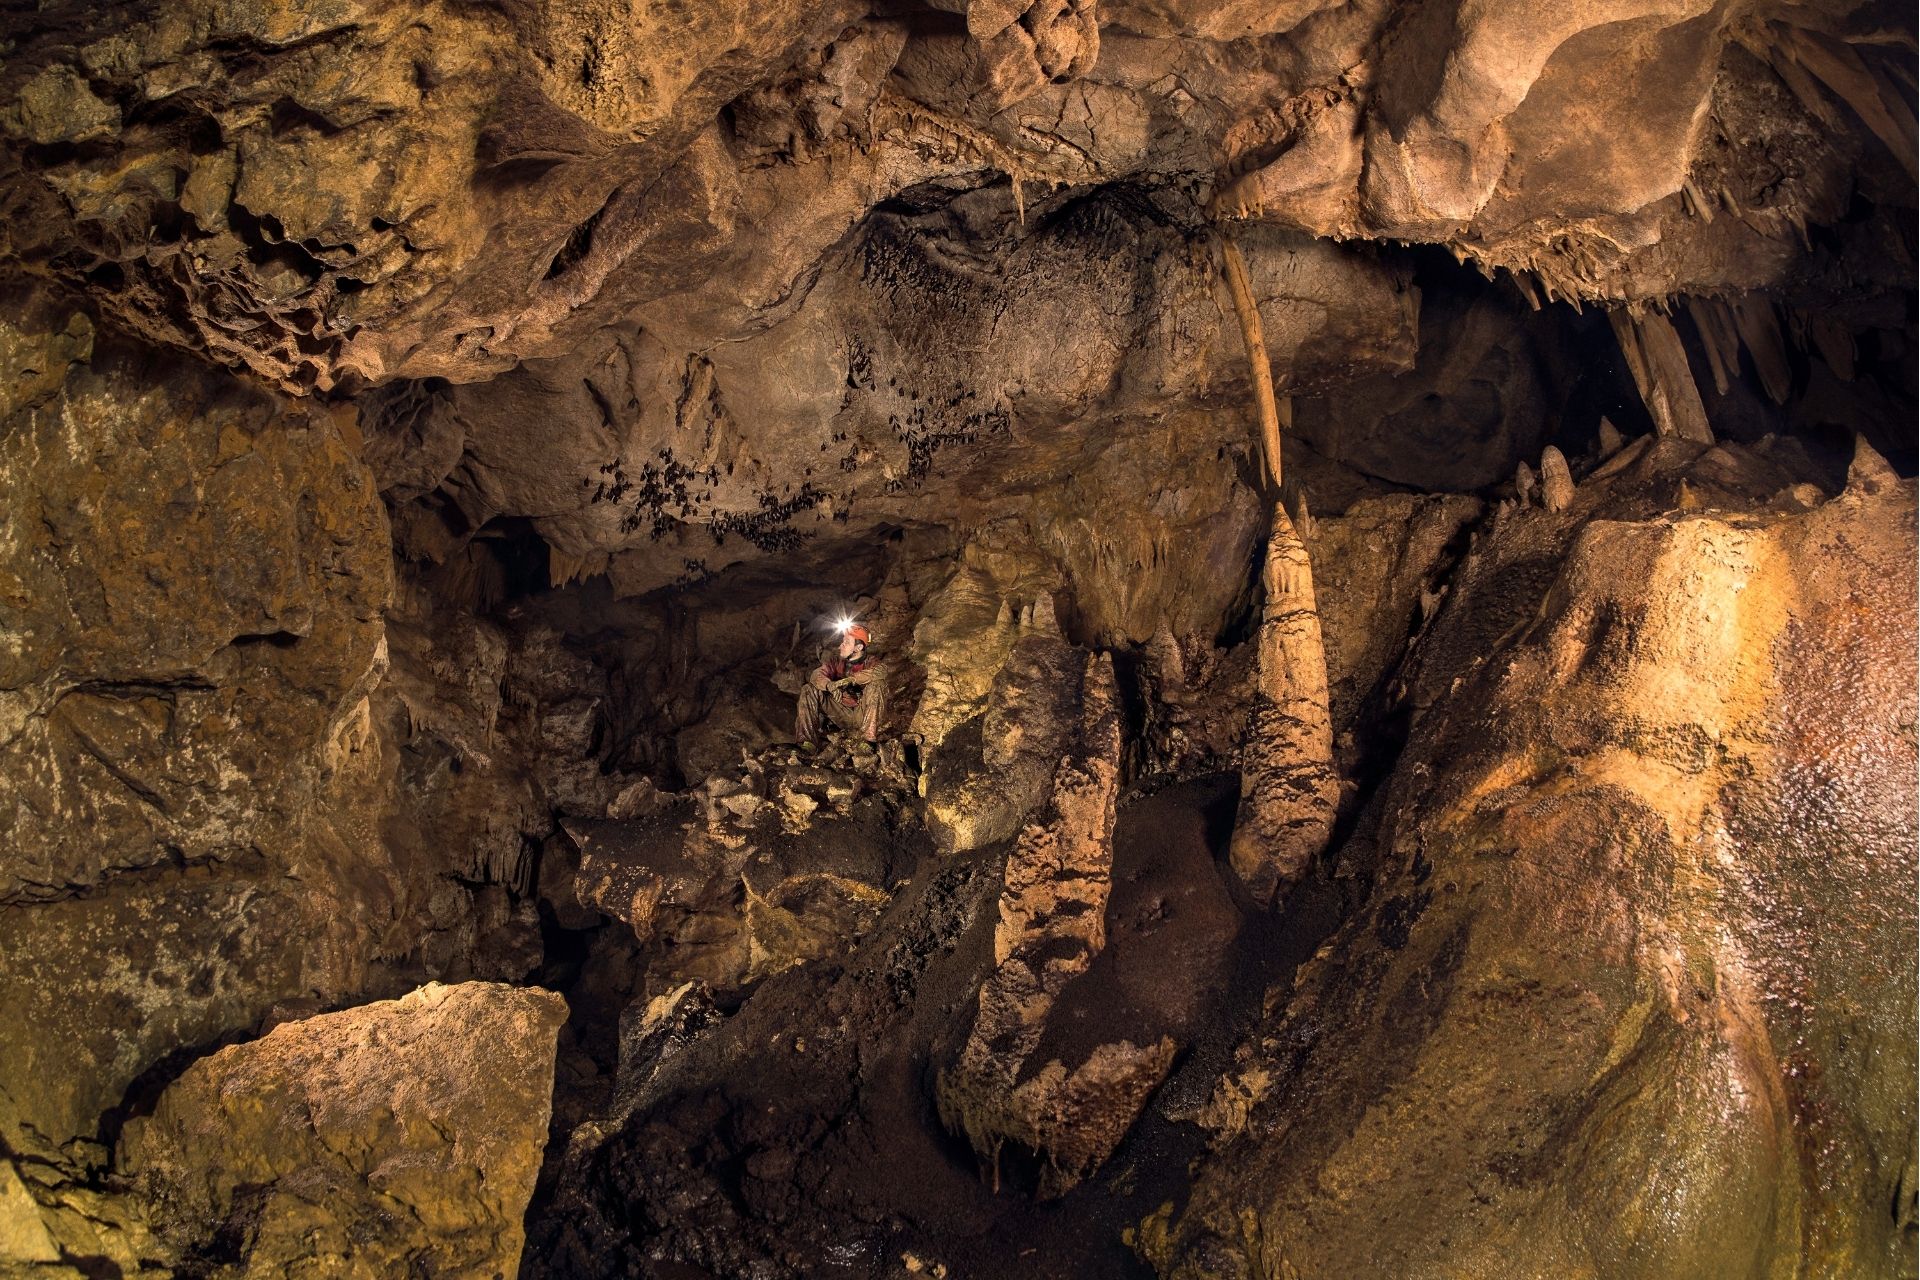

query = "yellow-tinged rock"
120;982;567;1279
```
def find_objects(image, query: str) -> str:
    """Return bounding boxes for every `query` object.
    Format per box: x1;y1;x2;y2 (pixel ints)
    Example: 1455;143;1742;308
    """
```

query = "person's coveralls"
796;631;888;743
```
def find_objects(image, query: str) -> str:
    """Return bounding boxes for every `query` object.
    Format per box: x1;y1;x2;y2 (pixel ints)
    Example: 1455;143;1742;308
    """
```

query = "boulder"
119;982;568;1280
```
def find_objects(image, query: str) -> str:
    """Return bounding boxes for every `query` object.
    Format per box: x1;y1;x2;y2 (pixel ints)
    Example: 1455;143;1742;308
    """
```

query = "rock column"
937;653;1174;1194
1218;232;1339;906
1228;505;1340;905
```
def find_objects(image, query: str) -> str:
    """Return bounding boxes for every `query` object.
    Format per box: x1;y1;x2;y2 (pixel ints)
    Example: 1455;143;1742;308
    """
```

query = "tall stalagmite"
1216;233;1339;905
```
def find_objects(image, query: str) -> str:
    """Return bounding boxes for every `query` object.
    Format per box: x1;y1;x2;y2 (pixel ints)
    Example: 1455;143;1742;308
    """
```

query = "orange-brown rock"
5;0;1893;401
939;651;1168;1195
0;291;393;1163
1228;506;1339;906
1148;440;1917;1279
119;982;567;1280
0;2;1909;1276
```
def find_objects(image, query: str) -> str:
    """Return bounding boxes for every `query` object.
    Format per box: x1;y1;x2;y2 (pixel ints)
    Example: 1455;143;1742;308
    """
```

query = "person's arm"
845;660;881;686
809;662;833;691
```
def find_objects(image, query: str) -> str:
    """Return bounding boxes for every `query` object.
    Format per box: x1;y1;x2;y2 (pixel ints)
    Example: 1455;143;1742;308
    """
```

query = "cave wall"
0;290;393;1161
1150;442;1919;1280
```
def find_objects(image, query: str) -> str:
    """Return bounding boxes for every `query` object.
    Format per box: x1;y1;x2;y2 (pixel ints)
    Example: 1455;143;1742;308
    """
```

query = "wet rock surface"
1148;442;1918;1280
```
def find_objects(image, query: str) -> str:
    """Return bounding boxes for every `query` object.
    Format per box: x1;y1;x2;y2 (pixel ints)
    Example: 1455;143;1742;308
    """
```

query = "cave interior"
0;1;1916;1277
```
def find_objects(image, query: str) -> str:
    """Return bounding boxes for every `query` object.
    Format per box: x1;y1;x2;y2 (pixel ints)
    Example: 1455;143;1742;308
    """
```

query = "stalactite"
1807;309;1857;381
1217;234;1287;491
1686;297;1740;395
1777;27;1918;182
548;546;607;588
1608;309;1715;443
1215;231;1337;907
1727;293;1794;404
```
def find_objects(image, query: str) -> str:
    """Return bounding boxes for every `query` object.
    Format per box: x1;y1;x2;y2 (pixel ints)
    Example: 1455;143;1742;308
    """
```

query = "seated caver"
795;622;889;745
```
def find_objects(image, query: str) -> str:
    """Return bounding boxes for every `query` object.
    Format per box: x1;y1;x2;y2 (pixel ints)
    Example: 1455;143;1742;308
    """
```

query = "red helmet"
844;623;871;645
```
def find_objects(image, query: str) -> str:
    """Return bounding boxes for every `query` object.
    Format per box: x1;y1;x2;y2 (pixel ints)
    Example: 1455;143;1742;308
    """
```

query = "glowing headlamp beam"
833;615;855;634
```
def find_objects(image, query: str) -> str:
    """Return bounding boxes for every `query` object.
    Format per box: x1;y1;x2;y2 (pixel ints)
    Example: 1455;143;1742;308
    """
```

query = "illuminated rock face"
1;0;1897;392
0;289;394;1162
1148;443;1918;1280
120;982;567;1280
0;2;1913;1277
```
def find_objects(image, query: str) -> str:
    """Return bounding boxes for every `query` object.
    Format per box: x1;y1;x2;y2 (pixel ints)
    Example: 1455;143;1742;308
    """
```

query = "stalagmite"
937;653;1161;1195
1597;417;1625;458
1608;309;1715;443
1847;432;1901;495
1216;231;1338;906
1285;484;1316;540
1229;508;1340;905
1030;589;1057;633
1515;459;1538;507
1539;446;1575;513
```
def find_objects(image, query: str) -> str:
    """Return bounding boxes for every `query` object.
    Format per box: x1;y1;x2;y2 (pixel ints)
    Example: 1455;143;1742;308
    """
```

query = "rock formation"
1144;439;1918;1280
1227;509;1340;906
937;652;1156;1195
117;982;566;1279
1539;443;1576;512
0;1;1912;1277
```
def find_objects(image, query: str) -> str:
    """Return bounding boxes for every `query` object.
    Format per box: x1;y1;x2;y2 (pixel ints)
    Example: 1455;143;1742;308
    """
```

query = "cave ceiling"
2;0;1914;601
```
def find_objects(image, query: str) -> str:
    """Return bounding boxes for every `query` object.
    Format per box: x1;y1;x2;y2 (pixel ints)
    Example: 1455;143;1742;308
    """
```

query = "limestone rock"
1151;449;1917;1280
377;198;1413;598
938;653;1155;1195
1310;494;1483;734
566;769;900;997
1539;444;1575;512
1298;283;1552;491
613;980;720;1113
1597;415;1626;457
1229;507;1339;906
3;0;1901;411
3;1157;170;1278
908;536;1066;753
0;293;391;905
923;625;1084;854
120;982;568;1280
0;3;1909;1276
0;297;404;1159
0;1161;60;1265
1610;308;1716;443
1515;458;1538;507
